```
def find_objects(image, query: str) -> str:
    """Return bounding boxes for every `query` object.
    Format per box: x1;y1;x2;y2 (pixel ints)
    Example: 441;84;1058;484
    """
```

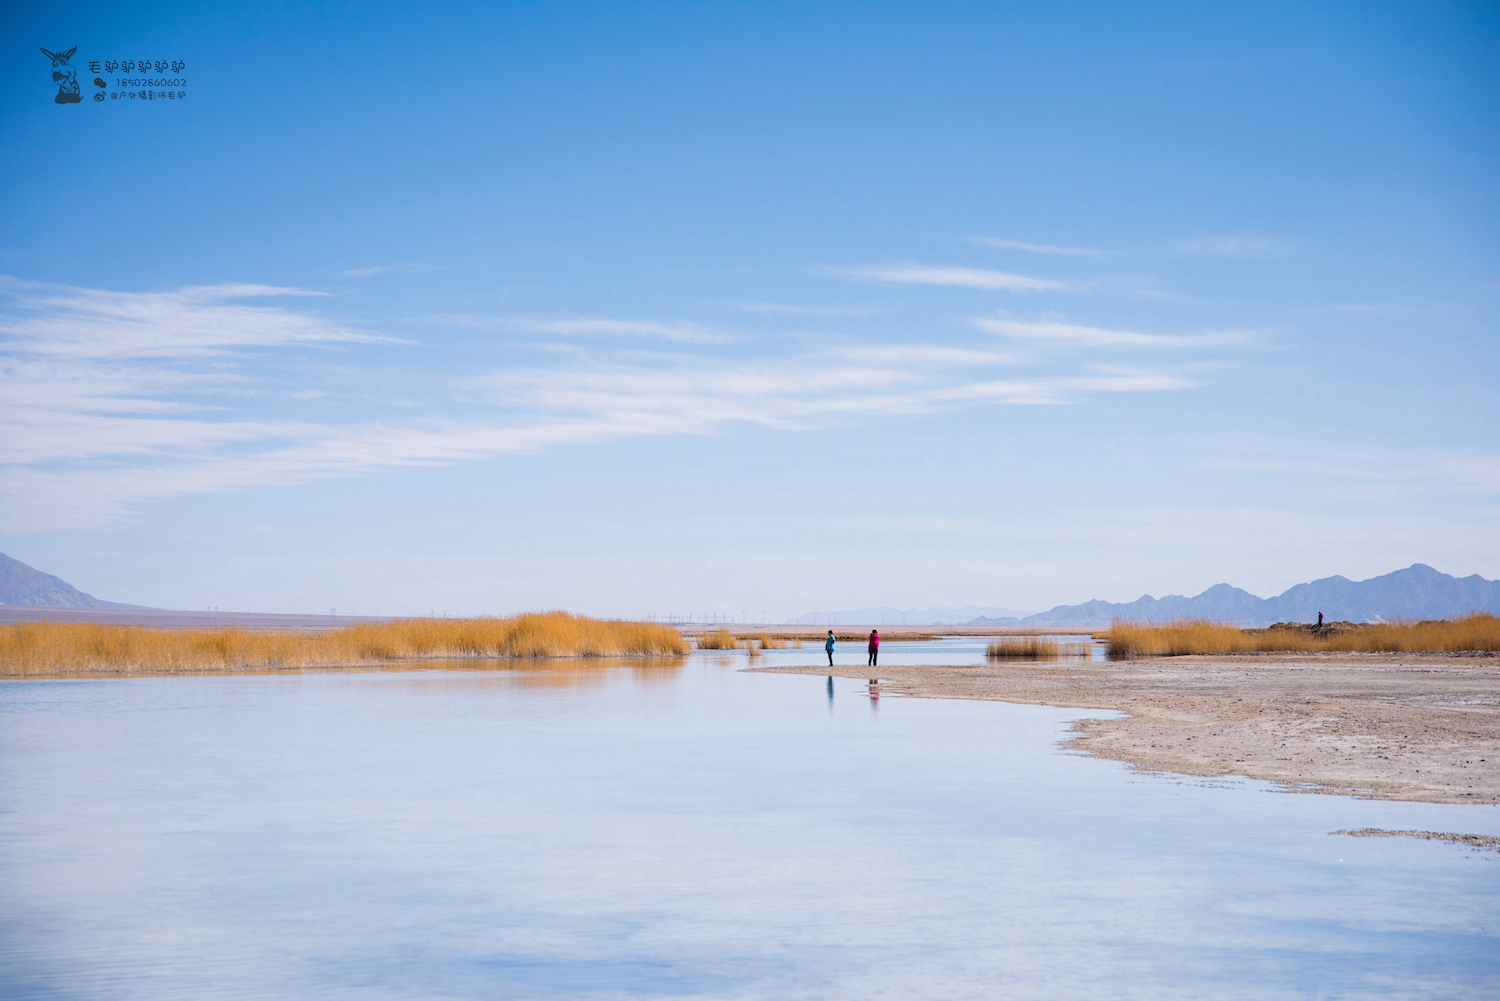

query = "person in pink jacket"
867;629;879;667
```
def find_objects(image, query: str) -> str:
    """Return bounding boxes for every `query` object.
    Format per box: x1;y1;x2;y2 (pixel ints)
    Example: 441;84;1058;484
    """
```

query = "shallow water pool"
1;655;1496;999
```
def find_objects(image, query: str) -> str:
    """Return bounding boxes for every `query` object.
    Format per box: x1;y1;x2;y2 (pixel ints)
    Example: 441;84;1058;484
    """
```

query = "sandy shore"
749;653;1500;805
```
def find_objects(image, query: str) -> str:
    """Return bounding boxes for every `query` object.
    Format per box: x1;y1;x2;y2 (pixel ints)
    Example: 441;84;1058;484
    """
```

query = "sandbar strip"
748;653;1500;805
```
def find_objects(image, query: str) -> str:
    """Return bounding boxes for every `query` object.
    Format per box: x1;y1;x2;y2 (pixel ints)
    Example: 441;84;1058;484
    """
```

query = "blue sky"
2;1;1496;617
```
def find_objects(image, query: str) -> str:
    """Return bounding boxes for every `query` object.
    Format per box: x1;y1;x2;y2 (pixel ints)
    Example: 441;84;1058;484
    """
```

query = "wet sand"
749;653;1500;805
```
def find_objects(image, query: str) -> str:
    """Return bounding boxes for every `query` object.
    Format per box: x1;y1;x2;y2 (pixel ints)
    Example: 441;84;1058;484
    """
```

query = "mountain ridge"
0;553;147;609
1010;564;1499;627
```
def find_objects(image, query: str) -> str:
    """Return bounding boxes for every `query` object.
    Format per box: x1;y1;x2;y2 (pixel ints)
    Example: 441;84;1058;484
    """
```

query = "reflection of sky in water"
1;657;1497;999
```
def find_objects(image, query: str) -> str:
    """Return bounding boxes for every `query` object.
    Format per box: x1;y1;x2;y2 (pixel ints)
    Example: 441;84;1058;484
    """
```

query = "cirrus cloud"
511;317;734;344
968;237;1101;256
0;276;403;359
830;264;1069;292
1;278;1205;531
975;316;1255;349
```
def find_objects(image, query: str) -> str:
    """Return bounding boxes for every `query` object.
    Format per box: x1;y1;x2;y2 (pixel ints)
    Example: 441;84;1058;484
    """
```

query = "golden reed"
1105;614;1500;659
0;612;688;677
988;635;1057;659
694;628;741;650
986;637;1093;660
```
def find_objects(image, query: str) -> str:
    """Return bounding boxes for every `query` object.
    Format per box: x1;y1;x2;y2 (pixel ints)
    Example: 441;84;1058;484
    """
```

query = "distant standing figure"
825;629;835;667
868;629;880;667
1318;612;1324;626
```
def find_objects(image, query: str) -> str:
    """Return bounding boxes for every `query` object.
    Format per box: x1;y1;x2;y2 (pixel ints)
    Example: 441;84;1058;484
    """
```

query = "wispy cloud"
339;263;434;278
834;345;1012;367
732;302;875;317
968;237;1100;256
0;279;405;473
931;367;1196;404
0;279;1203;531
478;354;1187;432
830;264;1069;292
0;276;400;359
512;317;734;344
1176;235;1284;259
974;316;1254;348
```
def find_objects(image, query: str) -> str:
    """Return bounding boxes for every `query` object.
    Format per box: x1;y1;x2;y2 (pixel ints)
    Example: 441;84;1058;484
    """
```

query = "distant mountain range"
789;605;1038;626
0;553;145;609
988;564;1498;627
6;551;1496;627
802;565;1499;627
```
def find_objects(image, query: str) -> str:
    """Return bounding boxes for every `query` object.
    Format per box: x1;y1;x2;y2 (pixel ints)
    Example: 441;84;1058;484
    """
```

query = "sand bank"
748;653;1500;805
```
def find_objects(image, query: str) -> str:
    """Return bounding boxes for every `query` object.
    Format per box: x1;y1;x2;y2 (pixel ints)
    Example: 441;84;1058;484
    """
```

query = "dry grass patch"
986;637;1092;660
0;612;688;677
694;628;741;650
987;636;1060;660
1106;614;1500;659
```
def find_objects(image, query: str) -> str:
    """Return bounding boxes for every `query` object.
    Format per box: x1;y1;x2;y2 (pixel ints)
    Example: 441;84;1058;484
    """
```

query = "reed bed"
987;636;1059;659
986;637;1093;660
1105;614;1500;659
694;628;741;650
0;612;688;677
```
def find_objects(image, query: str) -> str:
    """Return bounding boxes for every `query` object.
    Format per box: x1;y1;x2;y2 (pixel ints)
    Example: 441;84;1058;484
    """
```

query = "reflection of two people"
822;675;878;710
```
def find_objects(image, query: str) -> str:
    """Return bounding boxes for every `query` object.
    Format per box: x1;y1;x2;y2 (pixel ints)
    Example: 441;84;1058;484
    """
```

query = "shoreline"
747;653;1500;806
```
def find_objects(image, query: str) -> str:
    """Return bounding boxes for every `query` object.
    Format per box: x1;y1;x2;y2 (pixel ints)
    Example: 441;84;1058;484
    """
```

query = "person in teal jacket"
824;629;835;667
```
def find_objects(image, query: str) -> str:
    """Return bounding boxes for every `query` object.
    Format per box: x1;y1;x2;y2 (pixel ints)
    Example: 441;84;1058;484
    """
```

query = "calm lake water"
2;649;1497;1000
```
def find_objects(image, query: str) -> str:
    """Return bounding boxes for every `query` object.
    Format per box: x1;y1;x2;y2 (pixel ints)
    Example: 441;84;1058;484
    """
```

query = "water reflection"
2;654;1496;998
8;654;690;687
416;656;688;690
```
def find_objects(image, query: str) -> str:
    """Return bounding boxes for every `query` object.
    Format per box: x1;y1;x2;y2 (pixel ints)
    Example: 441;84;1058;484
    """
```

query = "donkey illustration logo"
40;46;82;104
